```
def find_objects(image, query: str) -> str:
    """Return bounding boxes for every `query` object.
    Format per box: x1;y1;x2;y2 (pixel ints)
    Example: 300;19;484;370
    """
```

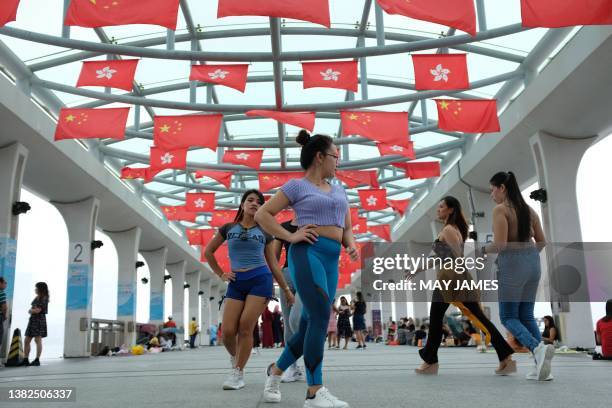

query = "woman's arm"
270;238;283;262
255;191;318;244
203;232;234;282
342;211;359;261
265;244;294;305
543;327;557;343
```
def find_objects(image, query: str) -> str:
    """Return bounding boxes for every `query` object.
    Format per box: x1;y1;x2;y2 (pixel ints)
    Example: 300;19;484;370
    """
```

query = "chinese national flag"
189;64;249;92
393;161;440;179
436;99;500;133
358;189;388;211
217;0;331;28
276;210;295;224
369;224;391;241
376;0;477;36
153;114;221;151
195;170;233;189
336;170;379;189
412;54;469;91
246;110;316;132
161;206;197;222
65;0;180;30
187;229;203;245
222;150;264;170
209;210;238;227
0;0;19;27
203;243;229;268
185;193;215;213
301;60;358;92
341;111;409;146
521;0;612;28
150;147;187;171
76;59;139;92
259;172;304;192
352;216;368;234
377;142;415;160
121;167;148;180
54;108;129;141
387;198;411;216
144;167;159;183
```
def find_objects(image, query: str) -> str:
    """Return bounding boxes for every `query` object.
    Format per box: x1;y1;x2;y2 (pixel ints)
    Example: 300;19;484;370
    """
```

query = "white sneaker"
281;365;297;383
304;387;350;408
533;342;555;381
222;368;245;390
263;363;282;403
293;366;306;382
526;368;554;381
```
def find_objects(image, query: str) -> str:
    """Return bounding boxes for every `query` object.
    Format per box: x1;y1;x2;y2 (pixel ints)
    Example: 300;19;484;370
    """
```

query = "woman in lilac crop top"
255;130;359;406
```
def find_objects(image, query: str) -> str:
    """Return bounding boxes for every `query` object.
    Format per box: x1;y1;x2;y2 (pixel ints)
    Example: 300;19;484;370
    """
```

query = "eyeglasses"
324;152;340;161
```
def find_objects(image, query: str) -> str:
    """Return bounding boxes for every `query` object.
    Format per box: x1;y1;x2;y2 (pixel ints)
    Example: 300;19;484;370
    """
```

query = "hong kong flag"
120;167;148;180
150;147;187;171
301;60;358;92
387;198;411;216
0;0;20;28
341;111;409;146
436;99;500;133
76;59;139;92
393;161;441;179
217;0;331;28
222;150;264;170
259;172;304;192
209;210;238;227
195;170;233;189
161;206;197;222
190;64;249;92
369;224;391;241
153;114;222;151
412;54;469;91
377;142;415;160
358;189;388;211
185;193;215;213
246;110;316;132
521;0;612;28
376;0;477;36
65;0;180;30
336;170;379;189
350;207;360;224
352;216;368;234
54;108;129;141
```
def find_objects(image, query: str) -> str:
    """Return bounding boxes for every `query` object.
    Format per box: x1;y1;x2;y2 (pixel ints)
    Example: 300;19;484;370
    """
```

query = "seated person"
542;315;559;345
413;324;427;346
596;299;612;359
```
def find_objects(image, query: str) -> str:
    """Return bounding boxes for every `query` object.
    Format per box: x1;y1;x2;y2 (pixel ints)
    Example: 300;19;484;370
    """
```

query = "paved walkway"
1;343;609;408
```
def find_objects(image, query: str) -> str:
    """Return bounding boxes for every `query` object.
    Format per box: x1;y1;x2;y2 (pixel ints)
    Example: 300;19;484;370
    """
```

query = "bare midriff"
313;225;343;243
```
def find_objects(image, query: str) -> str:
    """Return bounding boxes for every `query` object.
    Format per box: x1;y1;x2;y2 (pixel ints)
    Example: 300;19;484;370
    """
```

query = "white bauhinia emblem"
236;153;250;161
209;69;229;80
96;66;117;80
320;68;341;81
194;198;206;208
390;145;404;152
160;152;174;165
366;195;378;207
430;64;451;82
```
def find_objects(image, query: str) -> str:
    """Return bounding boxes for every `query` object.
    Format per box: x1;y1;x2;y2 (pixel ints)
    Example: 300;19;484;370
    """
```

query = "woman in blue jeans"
482;171;553;381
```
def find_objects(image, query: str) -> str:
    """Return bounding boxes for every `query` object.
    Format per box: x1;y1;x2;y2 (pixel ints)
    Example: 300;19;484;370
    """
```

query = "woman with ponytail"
204;189;293;391
484;171;552;381
256;130;357;407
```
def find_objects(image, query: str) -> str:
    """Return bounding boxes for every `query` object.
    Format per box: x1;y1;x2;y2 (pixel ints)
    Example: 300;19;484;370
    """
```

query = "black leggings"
419;290;514;364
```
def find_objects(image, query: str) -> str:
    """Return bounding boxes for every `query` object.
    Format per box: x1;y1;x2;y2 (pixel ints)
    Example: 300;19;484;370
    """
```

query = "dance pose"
255;130;358;408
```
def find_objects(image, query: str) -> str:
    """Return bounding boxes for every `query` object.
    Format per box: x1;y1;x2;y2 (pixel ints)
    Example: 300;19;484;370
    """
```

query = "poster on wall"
372;309;382;337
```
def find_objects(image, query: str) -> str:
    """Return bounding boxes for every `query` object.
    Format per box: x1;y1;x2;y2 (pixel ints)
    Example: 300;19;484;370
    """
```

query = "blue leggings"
276;236;340;386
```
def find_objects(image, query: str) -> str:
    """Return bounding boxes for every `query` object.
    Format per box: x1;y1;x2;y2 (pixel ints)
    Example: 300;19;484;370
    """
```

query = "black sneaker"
356;345;362;349
29;359;40;367
19;358;30;367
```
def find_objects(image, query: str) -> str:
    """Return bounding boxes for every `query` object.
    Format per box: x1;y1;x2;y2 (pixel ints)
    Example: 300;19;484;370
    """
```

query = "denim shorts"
225;268;273;301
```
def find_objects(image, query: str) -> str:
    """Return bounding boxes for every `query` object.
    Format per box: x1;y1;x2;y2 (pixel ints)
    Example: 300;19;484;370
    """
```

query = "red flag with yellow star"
387;198;411;216
190;64;250;92
195;170;233;189
392;161;440;179
358;189;388;211
160;206;197;222
153;114;221;151
246;110;316;132
336;170;380;189
222;149;264;170
121;167;148;180
377;142;415;160
64;0;180;30
186;193;215;213
436;99;500;133
54;107;129;141
259;172;304;192
376;0;477;36
217;0;331;27
187;229;203;245
0;0;20;27
149;147;187;171
76;59;139;92
368;224;391;241
341;111;409;146
209;210;239;227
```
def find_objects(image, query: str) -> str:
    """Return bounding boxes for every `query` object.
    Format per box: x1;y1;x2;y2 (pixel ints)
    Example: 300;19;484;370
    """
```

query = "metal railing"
89;319;126;356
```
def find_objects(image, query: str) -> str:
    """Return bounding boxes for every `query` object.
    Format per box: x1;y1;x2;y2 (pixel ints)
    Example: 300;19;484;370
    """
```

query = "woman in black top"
351;291;367;349
23;282;49;366
336;297;352;350
542;315;559;345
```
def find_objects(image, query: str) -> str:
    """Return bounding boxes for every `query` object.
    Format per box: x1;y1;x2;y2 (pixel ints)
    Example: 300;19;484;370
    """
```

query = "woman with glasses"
204;189;294;391
256;130;358;408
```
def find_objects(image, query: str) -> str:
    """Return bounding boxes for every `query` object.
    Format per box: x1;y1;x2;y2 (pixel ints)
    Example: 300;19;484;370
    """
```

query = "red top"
164;320;176;328
596;318;612;357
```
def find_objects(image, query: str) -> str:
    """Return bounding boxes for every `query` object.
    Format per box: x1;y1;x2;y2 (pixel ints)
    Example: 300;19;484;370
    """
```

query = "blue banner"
0;236;17;302
150;291;164;321
66;264;90;310
117;282;136;317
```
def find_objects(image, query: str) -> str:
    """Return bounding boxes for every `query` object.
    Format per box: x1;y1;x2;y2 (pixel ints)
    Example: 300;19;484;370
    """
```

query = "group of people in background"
327;294;367;350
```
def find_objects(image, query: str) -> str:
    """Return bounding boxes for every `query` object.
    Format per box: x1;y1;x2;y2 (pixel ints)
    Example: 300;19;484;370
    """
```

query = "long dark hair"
233;189;265;223
35;282;49;302
604;299;612;323
296;130;333;170
543;315;557;329
441;196;469;241
490;171;531;242
339;296;348;306
356;291;364;302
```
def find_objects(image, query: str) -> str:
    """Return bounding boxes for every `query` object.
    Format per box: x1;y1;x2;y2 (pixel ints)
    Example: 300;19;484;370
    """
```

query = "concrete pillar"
530;131;597;348
199;279;211;345
141;247;168;326
186;270;201;345
106;227;141;346
0;143;28;361
210;284;219;327
167;261;186;347
52;197;100;358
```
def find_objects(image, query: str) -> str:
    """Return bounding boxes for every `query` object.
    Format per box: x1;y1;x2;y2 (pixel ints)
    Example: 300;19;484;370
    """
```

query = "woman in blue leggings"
255;130;358;408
